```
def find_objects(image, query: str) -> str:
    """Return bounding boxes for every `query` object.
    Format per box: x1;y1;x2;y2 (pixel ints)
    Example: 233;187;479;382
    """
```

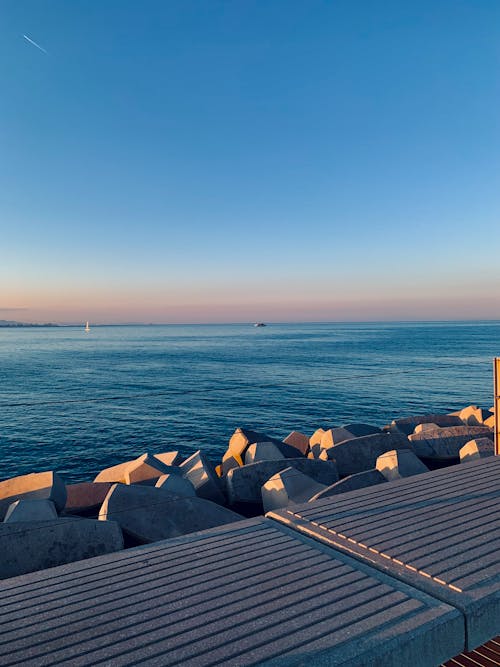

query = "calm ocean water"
0;321;498;484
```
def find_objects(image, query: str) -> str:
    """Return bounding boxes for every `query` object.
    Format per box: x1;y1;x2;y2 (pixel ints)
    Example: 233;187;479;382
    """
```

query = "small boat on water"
254;322;266;327
84;321;90;332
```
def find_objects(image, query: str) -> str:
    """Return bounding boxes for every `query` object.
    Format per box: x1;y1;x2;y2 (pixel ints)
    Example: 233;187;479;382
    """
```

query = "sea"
0;321;498;484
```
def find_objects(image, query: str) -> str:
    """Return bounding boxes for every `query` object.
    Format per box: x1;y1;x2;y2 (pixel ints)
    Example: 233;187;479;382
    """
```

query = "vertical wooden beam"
494;358;500;456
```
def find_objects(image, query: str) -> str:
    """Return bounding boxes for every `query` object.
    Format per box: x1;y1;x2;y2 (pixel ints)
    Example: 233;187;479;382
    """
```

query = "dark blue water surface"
0;322;498;483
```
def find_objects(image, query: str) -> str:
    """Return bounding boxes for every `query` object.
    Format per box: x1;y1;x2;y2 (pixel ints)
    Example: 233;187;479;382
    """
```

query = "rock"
65;482;114;514
155;473;196;496
414;423;440;434
283;431;309;455
261;468;327;513
0;517;123;580
322;432;412;476
408;426;493;460
221;451;244;476
245;442;286;465
458;405;491;426
376;449;429;481
228;428;284;459
94;453;180;485
180;451;226;505
4;499;58;523
124;453;179;485
309;428;325;457
99;484;242;543
0;471;66;521
154;451;183;466
310;469;387;500
320;424;380;449
226;459;339;506
459;438;495;463
390;414;463;436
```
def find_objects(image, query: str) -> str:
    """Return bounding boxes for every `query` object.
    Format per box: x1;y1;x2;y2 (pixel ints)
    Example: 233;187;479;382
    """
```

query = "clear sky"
1;1;499;323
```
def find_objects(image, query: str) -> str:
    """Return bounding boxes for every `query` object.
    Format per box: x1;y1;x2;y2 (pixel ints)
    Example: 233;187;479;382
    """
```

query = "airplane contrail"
23;34;47;54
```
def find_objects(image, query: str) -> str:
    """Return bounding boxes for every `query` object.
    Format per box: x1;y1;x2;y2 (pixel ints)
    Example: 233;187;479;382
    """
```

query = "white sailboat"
84;321;90;332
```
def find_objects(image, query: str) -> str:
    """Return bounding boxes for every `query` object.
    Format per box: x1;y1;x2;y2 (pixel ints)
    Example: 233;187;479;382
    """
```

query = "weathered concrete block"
0;471;66;521
376;449;429;481
155;473;196;496
65;482;114;514
283;430;309;455
124;453;179;486
408;425;493;460
0;518;123;580
459;438;495;463
390;414;463;436
319;424;379;449
4;499;58;523
99;484;242;543
226;458;339;505
244;442;286;465
458;405;491;426
154;451;183;466
309;428;325;458
414;422;440;434
228;428;284;459
323;432;412;476
221;451;243;476
181;450;226;505
262;467;326;513
94;460;131;483
484;414;495;428
310;469;387;500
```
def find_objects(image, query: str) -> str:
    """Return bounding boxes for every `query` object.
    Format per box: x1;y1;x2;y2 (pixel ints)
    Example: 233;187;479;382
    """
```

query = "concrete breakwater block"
65;482;114;515
322;432;412;476
226;459;339;505
228;427;287;458
389;413;463;436
154;451;183;466
180;450;226;505
261;467;327;513
283;430;310;455
99;483;242;543
0;517;123;580
0;471;66;521
4;499;58;523
155;473;195;496
376;449;429;481
244;441;286;465
408;425;493;459
458;405;491;426
309;469;387;500
94;453;180;485
459;438;495;463
321;423;381;449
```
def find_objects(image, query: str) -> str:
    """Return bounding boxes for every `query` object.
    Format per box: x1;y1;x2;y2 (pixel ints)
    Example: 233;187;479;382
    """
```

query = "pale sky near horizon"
1;1;500;323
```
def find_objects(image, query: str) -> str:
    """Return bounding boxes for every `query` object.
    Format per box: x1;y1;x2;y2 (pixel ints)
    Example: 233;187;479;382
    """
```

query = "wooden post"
495;358;500;456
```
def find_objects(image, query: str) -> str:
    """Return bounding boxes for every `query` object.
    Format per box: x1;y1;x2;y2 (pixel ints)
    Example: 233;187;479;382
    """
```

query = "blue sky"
1;1;499;322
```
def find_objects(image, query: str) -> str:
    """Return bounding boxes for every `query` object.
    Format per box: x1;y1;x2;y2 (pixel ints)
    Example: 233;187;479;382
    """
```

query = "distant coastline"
0;320;60;328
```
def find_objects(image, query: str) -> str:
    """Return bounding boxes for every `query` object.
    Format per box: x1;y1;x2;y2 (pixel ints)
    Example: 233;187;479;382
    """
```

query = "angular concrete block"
221;450;243;476
322;424;381;448
99;484;242;543
484;414;495;428
155;473;196;496
154;451;183;466
0;517;123;580
94;460;131;483
323;432;412;476
309;428;325;458
459;438;495;463
262;467;326;513
458;405;491;426
283;430;309;455
4;499;58;523
408;425;493;460
414;423;440;434
390;414;463;436
124;453;179;486
376;449;429;481
227;428;284;459
310;469;387;500
65;482;114;514
226;458;339;505
0;471;66;521
244;442;286;465
181;451;226;505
